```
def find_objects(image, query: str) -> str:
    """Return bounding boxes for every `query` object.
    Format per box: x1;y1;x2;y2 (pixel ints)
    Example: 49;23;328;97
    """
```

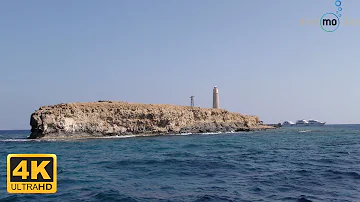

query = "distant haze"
1;0;360;129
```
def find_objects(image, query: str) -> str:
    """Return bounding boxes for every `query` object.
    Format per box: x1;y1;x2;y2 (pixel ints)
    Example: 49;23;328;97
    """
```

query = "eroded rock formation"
29;101;272;139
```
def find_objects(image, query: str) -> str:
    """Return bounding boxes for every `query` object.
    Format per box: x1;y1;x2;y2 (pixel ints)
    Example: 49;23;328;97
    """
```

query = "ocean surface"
0;125;359;202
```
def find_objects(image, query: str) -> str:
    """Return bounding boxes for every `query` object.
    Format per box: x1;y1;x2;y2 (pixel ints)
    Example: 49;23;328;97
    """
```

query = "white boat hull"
282;120;326;127
308;122;326;126
295;124;308;126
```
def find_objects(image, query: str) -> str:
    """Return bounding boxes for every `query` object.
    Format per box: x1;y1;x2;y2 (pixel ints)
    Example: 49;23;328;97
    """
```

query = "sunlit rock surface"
29;101;273;139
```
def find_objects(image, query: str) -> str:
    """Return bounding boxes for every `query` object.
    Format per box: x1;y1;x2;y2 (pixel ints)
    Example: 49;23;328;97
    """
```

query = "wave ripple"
1;126;360;201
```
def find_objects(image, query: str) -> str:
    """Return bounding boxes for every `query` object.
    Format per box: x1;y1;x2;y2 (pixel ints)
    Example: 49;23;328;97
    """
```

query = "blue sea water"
0;125;360;202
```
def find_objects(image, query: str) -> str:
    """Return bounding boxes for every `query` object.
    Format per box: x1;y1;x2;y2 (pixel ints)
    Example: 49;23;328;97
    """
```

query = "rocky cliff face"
29;101;272;139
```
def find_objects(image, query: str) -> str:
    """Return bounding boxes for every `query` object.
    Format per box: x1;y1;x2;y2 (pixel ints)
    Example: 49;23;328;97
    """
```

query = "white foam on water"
172;131;237;136
198;132;224;135
173;133;193;136
0;139;36;142
0;137;86;142
38;135;142;141
101;134;140;139
0;131;240;142
203;132;221;135
299;130;312;133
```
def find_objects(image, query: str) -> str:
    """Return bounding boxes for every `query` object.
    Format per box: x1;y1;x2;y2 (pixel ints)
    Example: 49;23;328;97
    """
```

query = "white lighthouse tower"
213;86;220;109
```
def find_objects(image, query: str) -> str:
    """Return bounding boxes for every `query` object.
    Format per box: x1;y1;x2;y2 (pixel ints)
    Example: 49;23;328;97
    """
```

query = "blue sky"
1;0;359;129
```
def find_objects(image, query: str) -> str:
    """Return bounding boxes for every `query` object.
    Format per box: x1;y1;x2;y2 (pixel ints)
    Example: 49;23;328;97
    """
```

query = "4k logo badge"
7;154;57;194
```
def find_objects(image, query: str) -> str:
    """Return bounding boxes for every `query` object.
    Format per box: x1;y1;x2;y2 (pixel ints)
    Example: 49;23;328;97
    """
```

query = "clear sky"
1;0;359;129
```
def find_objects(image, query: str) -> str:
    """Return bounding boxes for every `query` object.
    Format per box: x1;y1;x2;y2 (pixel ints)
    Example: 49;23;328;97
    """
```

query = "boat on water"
281;119;326;127
308;119;326;126
282;121;295;127
295;119;309;126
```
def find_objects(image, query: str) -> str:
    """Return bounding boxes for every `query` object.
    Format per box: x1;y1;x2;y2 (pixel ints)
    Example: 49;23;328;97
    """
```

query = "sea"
0;125;359;202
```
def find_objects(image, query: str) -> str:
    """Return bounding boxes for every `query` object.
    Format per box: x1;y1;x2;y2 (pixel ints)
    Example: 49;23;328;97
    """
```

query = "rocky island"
29;101;273;139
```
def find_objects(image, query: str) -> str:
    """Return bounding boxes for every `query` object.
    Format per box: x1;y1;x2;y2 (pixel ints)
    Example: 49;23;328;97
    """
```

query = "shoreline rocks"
29;101;274;139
